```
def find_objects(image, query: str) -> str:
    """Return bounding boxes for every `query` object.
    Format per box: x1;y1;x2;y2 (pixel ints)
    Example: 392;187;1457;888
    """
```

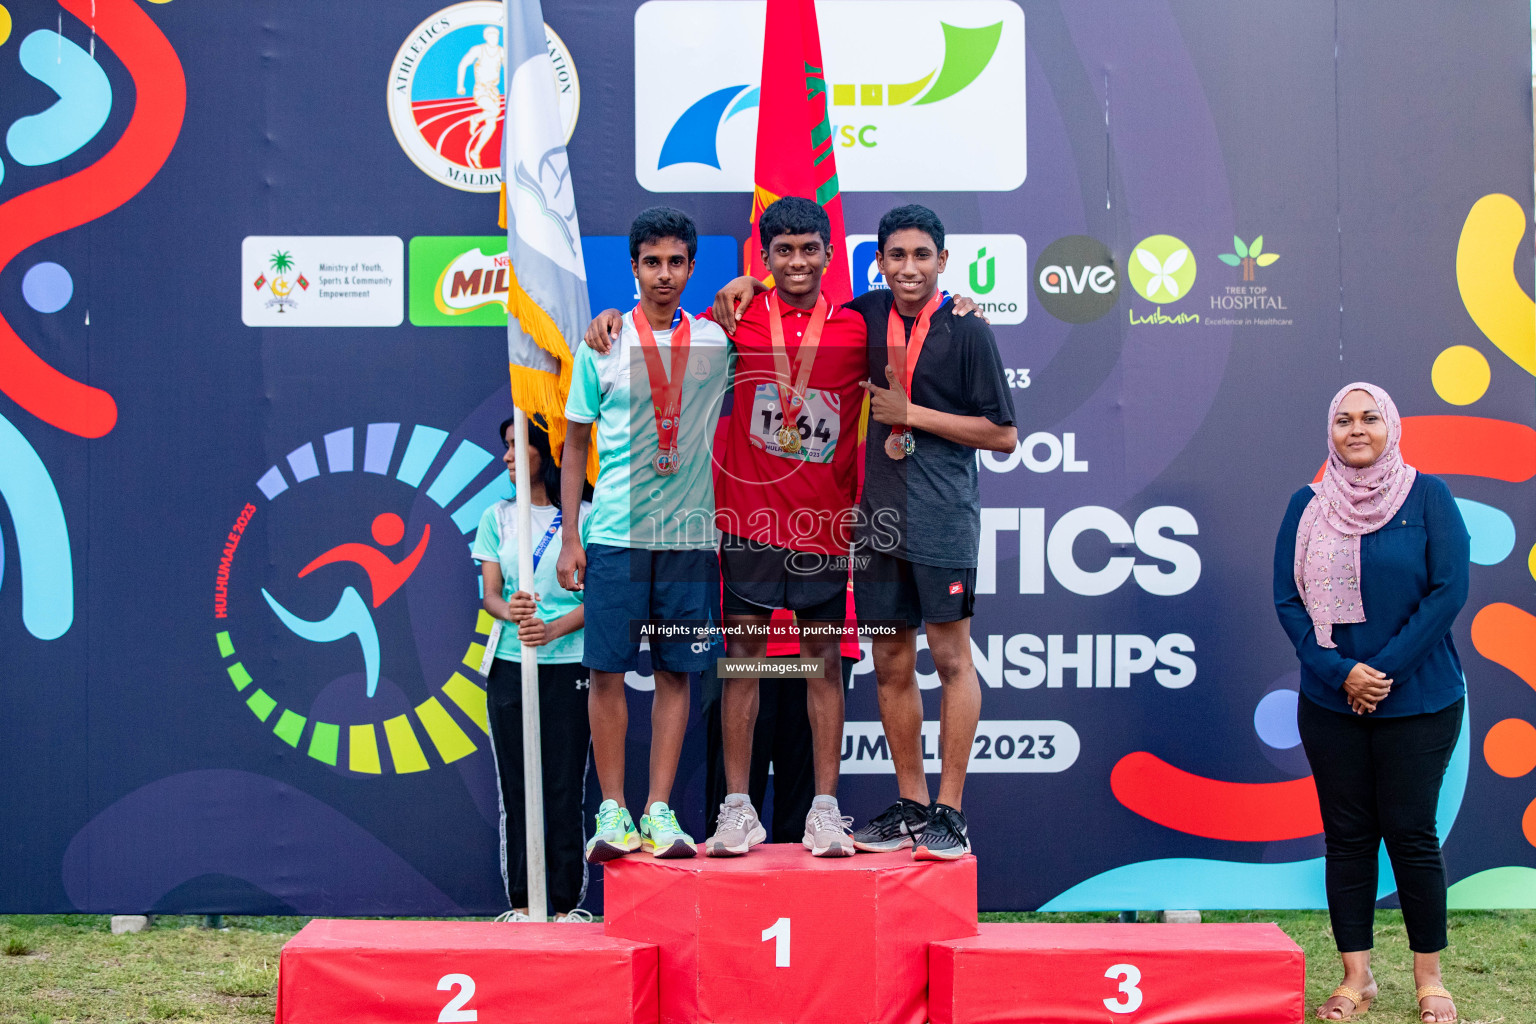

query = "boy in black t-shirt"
845;205;1017;860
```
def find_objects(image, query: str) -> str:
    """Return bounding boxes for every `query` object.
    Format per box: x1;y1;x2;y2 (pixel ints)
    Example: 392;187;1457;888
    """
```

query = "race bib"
748;384;841;463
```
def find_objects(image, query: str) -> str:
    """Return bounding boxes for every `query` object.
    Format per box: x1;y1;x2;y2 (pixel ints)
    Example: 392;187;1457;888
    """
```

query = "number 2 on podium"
761;917;791;967
1103;963;1143;1013
437;973;477;1022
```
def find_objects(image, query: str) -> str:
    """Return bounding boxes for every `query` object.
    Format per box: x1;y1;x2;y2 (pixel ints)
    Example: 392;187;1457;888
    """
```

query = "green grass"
983;909;1536;1023
0;911;1531;1022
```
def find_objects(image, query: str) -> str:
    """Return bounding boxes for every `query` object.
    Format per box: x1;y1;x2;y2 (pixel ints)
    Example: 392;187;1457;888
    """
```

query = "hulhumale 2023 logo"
1126;234;1200;325
387;2;579;193
634;1;1026;193
212;422;512;775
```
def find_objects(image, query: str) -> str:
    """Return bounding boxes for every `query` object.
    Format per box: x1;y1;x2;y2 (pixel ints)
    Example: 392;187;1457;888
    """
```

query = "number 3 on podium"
761;917;791;967
1103;963;1143;1013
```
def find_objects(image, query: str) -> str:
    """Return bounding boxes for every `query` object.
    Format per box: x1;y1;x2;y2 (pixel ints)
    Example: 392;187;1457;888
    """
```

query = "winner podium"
276;845;1304;1023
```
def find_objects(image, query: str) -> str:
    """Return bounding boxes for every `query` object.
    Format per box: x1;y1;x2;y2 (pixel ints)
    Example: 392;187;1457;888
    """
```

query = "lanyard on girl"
633;305;689;475
883;290;948;460
531;507;562;571
766;291;829;455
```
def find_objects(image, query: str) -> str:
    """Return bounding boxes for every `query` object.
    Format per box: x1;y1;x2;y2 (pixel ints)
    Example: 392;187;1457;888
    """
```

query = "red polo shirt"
709;296;868;556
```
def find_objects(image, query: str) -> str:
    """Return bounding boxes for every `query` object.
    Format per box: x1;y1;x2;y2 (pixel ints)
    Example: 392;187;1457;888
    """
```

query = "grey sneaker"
803;797;854;857
851;798;930;853
705;794;767;857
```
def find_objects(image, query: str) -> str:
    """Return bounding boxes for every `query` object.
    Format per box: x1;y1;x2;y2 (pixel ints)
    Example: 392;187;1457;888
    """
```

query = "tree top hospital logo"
213;422;512;775
1127;234;1197;303
635;1;1026;193
388;2;579;193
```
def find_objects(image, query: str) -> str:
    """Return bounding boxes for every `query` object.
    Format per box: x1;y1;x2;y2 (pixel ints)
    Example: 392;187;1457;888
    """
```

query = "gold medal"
777;426;803;453
884;432;907;460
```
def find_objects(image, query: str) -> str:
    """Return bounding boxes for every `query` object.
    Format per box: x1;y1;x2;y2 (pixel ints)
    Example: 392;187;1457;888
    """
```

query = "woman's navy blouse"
1273;473;1470;717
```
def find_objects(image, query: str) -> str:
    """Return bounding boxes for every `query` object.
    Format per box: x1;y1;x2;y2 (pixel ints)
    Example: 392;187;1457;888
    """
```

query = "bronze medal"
884;432;907;460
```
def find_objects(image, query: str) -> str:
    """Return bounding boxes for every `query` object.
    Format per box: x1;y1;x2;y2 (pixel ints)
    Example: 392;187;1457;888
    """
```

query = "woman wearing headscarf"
1274;383;1469;1023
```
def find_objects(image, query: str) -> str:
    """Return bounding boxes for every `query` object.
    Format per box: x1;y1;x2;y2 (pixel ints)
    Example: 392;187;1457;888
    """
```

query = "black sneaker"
912;803;970;861
851;798;930;853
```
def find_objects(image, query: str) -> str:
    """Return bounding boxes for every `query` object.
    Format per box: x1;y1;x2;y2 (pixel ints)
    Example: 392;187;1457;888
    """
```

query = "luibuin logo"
1218;235;1279;281
1127;235;1198;326
658;20;1002;170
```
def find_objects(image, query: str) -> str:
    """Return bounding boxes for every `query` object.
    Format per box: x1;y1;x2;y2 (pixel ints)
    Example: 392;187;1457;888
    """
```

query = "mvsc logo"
635;1;1026;193
1032;236;1119;323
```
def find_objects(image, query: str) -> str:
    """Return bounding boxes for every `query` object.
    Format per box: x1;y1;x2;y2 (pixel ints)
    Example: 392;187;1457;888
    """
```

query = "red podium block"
276;919;658;1024
929;922;1304;1024
602;844;977;1024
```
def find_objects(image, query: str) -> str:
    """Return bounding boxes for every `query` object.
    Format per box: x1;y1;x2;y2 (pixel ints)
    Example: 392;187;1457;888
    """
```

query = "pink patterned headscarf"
1293;382;1417;648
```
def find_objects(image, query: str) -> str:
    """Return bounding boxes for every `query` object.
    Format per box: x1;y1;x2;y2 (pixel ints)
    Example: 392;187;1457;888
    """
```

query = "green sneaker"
638;802;697;859
585;799;639;864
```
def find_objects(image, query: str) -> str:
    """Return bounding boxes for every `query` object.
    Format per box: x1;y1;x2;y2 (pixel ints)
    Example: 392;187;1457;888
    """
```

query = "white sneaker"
556;909;594;923
705;794;768;857
803;797;854;857
493;909;531;922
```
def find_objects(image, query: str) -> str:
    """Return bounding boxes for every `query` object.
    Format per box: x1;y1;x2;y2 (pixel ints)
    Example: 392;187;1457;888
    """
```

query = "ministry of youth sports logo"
212;422;511;775
388;2;579;193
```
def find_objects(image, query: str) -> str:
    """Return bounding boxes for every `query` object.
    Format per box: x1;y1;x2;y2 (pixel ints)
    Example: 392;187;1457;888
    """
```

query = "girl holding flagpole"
473;415;593;921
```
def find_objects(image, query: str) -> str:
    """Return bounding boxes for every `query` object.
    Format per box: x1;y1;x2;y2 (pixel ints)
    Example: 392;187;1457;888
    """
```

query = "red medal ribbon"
766;291;829;415
633;305;691;471
885;290;946;441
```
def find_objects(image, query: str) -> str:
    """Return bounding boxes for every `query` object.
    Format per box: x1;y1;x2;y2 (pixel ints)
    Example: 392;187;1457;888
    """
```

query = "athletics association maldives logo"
213;422;514;775
388;2;579;193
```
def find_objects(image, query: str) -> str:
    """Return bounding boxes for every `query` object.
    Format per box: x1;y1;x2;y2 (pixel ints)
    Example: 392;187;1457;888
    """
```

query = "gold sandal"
1415;985;1458;1023
1318;985;1372;1020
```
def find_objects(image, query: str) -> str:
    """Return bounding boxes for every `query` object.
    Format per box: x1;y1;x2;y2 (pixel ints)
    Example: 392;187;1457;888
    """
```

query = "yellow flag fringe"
502;251;599;485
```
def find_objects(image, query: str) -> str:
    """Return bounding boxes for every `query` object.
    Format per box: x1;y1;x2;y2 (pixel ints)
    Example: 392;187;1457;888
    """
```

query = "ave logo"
1033;235;1118;323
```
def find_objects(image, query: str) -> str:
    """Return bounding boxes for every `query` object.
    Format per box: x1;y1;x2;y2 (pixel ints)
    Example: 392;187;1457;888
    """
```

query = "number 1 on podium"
761;917;791;967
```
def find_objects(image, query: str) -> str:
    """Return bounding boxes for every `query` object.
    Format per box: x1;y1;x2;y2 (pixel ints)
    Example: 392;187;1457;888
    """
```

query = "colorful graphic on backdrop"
1046;193;1536;911
214;423;509;775
3;1;1532;916
387;2;578;193
0;0;184;646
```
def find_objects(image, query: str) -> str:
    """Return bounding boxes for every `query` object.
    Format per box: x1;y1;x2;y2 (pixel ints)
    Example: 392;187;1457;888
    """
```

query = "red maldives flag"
746;0;852;304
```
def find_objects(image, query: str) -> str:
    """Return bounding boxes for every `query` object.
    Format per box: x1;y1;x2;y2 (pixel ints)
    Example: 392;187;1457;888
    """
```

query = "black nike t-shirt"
846;289;1016;569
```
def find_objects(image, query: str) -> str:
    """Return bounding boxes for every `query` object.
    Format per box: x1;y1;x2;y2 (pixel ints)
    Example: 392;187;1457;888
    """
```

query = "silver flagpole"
513;407;548;921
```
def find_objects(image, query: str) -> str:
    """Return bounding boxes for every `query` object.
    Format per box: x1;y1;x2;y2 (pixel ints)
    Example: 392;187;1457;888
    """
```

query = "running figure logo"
456;27;504;170
261;513;430;698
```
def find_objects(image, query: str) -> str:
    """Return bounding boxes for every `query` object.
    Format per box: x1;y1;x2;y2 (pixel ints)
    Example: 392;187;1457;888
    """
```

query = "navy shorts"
854;549;975;629
581;543;721;674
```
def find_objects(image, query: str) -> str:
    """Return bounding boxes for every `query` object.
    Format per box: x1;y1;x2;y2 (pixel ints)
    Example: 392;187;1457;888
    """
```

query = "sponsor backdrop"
1;0;1532;914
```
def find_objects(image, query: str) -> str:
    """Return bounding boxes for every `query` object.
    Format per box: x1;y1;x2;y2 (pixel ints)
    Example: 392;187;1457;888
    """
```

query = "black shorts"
720;537;847;620
854;549;975;628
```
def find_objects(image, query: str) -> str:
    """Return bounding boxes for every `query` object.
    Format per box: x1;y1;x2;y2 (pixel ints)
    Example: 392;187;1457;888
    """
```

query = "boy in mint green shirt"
558;207;731;863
